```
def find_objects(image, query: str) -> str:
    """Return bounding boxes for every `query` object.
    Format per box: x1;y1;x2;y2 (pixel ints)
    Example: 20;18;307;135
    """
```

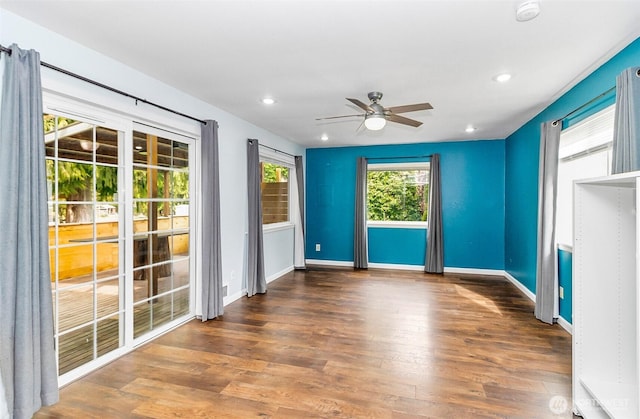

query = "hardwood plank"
36;267;576;418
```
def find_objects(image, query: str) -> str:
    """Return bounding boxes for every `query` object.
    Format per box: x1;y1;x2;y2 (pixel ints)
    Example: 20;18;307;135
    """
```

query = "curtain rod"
258;143;297;158
556;85;616;123
0;44;206;125
367;154;432;160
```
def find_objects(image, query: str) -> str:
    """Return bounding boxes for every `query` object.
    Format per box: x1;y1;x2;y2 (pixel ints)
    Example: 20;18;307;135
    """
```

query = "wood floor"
36;267;574;418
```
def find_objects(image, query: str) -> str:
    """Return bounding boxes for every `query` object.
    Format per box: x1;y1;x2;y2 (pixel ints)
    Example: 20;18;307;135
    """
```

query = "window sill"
367;221;428;229
263;222;294;233
557;243;573;253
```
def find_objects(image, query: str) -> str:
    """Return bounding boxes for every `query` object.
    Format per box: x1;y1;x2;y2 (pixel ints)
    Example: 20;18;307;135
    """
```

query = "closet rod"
0;44;206;125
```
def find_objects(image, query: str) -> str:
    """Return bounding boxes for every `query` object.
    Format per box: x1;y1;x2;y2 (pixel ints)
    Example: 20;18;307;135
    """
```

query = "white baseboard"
503;271;537;302
305;259;354;267
503;272;572;335
444;267;505;276
368;262;425;271
223;289;245;307
266;265;294;283
557;316;573;335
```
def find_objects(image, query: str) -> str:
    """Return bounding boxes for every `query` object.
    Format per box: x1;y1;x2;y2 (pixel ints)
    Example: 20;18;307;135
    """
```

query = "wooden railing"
49;216;189;281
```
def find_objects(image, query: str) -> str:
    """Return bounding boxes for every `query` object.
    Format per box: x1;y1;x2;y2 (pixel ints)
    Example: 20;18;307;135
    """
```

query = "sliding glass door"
45;110;195;383
131;126;192;339
45;114;125;376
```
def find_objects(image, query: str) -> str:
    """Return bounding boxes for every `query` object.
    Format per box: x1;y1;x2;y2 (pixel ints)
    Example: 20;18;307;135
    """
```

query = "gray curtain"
535;121;562;324
0;44;59;418
294;155;306;269
611;67;640;174
354;157;368;269
246;139;267;296
425;154;444;273
201;120;224;320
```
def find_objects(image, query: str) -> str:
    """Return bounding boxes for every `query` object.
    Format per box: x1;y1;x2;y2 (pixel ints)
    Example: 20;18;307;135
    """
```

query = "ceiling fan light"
364;114;386;131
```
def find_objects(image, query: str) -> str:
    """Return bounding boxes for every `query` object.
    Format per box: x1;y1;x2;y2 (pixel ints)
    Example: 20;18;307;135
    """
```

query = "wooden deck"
55;257;189;375
38;267;574;418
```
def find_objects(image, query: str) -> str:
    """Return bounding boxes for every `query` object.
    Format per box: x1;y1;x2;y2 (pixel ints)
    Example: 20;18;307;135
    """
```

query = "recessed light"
320;134;329;141
261;97;276;105
493;73;512;83
465;126;476;133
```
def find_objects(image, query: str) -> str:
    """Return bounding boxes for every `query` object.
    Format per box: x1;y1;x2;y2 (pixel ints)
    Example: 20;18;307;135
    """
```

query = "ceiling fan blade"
315;114;364;121
387;114;423;127
386;103;433;114
346;98;373;112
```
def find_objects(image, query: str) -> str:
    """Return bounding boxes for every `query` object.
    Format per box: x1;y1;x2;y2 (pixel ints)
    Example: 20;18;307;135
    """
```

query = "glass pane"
96;127;119;165
97;315;121;357
58;284;94;332
133;301;151;339
97;241;119;279
152;295;173;329
97;278;120;319
56;201;97;225
171;170;189;199
57;160;94;201
57;243;94;285
156;137;173;168
155;263;173;295
261;162;289;224
46;160;55;201
172;142;189;169
58;324;94;375
171;232;189;258
96;165;118;202
133;166;147;200
367;169;429;222
173;201;189;220
173;288;190;318
133;267;150;303
133;135;147;164
57;121;96;162
172;258;190;289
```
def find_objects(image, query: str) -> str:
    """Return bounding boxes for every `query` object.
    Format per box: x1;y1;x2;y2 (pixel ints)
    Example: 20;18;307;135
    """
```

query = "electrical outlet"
559;286;564;299
223;285;228;297
315;243;321;252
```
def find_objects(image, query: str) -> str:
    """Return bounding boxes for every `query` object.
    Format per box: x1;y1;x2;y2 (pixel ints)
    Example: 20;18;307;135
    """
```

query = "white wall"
0;8;305;311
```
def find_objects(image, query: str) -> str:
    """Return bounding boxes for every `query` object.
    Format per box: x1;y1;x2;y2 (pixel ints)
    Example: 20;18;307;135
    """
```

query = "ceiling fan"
316;92;433;131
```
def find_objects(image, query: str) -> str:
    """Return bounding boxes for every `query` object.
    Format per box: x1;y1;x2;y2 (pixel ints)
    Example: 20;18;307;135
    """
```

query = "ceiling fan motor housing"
367;91;384;103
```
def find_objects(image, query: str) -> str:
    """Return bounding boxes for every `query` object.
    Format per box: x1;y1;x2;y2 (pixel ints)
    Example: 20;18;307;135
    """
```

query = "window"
556;105;614;247
367;162;430;225
261;161;290;225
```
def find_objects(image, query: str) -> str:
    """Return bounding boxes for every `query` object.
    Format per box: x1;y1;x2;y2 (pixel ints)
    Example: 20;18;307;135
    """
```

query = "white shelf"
573;172;640;419
579;377;637;419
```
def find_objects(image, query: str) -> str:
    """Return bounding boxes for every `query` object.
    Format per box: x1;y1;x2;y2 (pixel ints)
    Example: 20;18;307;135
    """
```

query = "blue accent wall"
504;37;640;324
557;249;573;324
306;140;505;270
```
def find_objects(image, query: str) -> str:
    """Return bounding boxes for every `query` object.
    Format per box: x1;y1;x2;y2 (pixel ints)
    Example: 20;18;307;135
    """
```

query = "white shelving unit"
573;172;640;419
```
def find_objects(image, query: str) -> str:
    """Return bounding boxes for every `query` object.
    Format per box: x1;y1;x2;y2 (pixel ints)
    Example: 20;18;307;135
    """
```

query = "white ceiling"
2;0;640;148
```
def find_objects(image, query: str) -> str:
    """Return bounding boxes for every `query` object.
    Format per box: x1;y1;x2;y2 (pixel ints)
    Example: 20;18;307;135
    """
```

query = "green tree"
45;115;118;223
262;163;288;182
367;170;428;221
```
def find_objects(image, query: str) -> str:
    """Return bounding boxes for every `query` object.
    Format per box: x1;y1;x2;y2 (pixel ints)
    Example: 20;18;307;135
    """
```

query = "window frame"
366;161;430;229
556;104;615;249
259;147;294;232
42;90;200;386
